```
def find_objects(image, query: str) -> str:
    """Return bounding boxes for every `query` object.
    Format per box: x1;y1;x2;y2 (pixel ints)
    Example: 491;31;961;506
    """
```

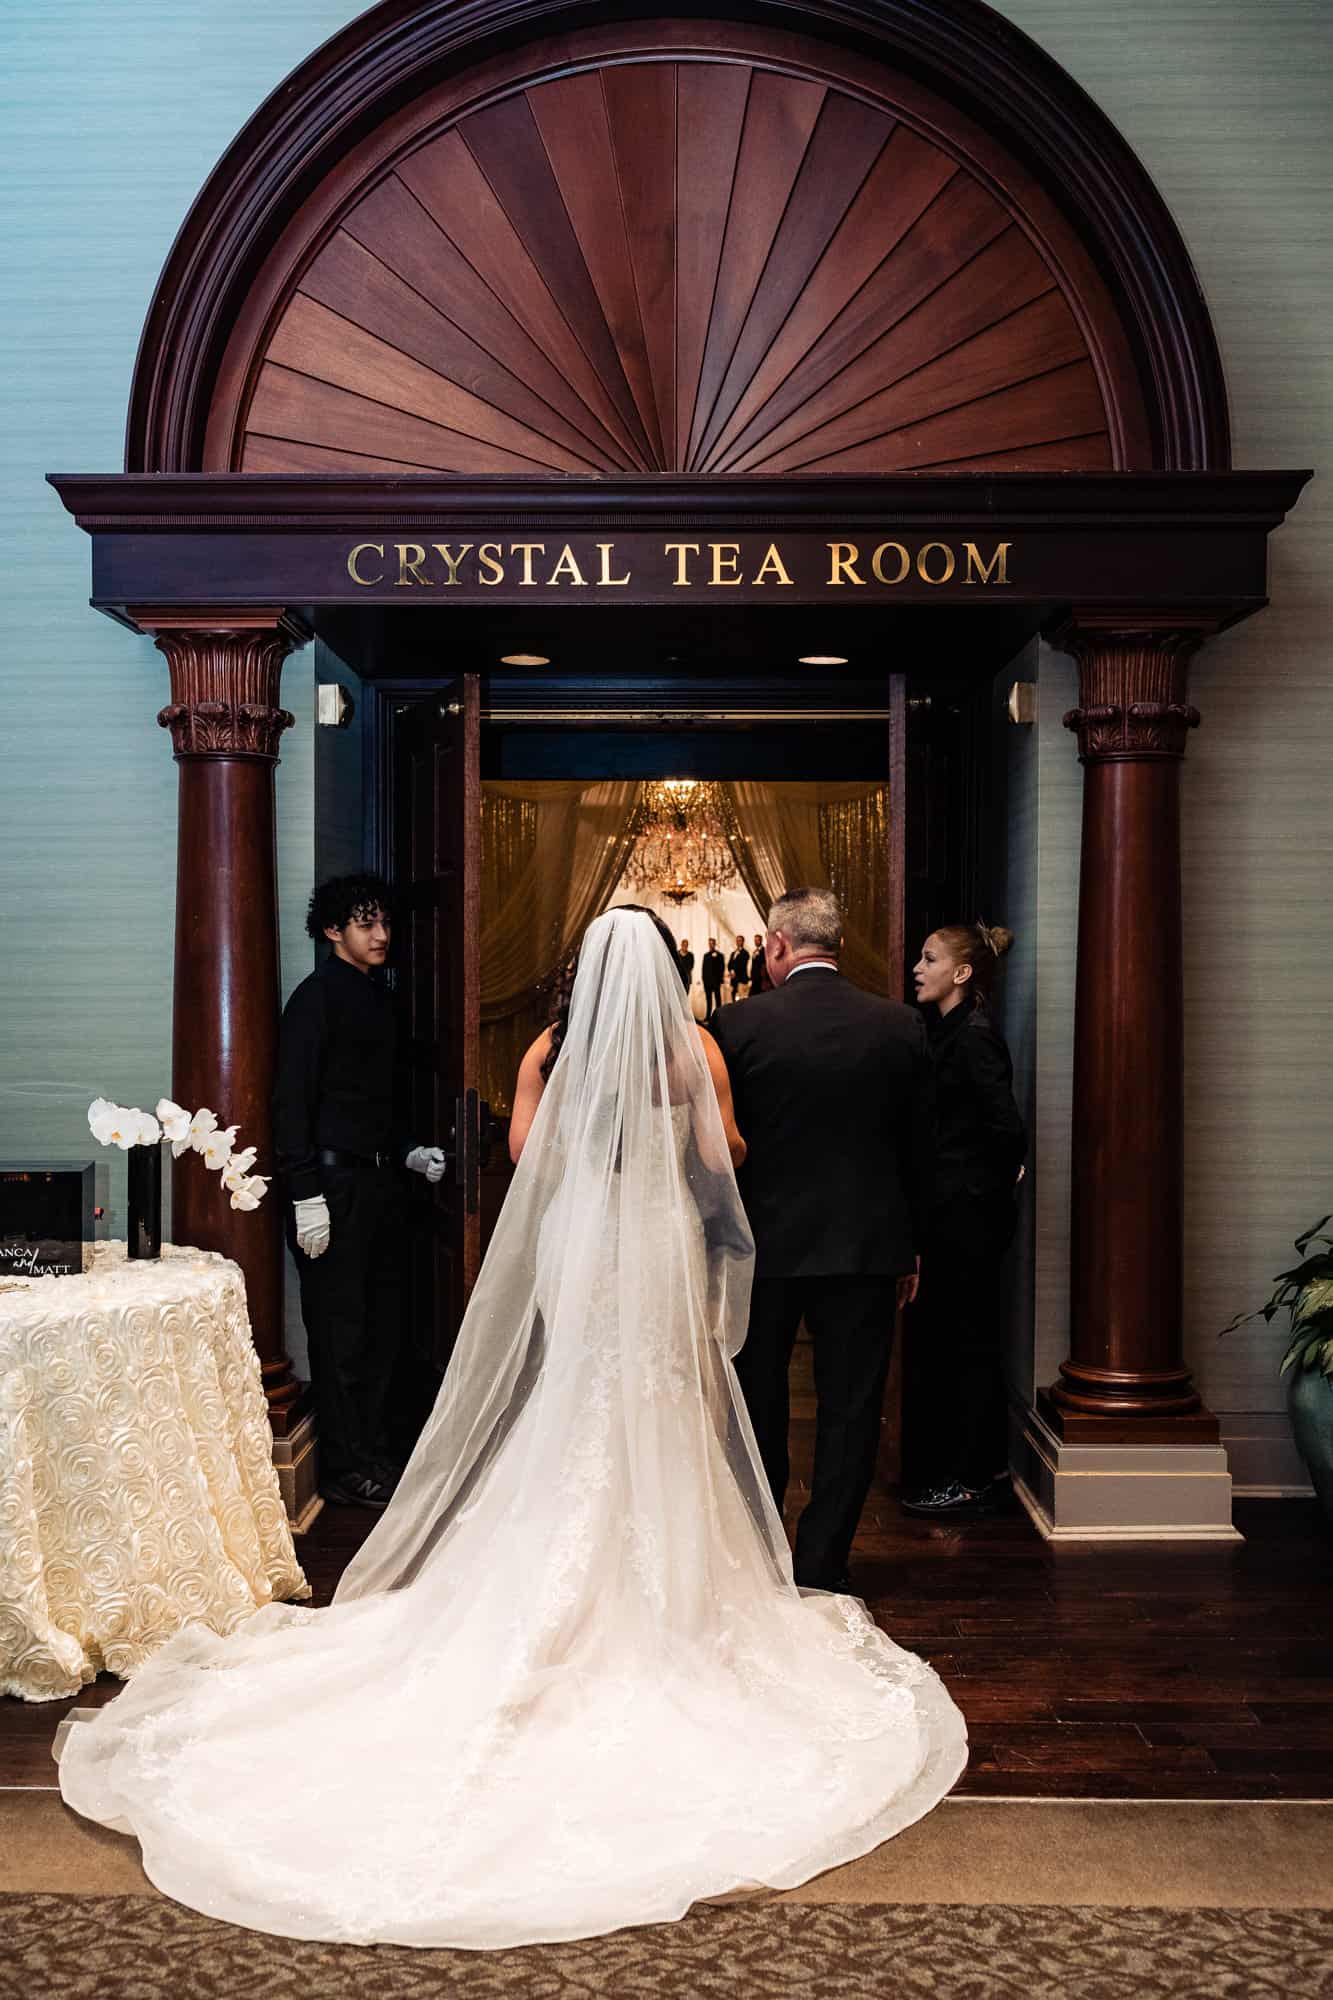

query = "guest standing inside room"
701;937;726;1020
273;873;447;1511
676;935;695;994
713;888;934;1590
903;921;1027;1520
750;932;771;994
727;934;751;1002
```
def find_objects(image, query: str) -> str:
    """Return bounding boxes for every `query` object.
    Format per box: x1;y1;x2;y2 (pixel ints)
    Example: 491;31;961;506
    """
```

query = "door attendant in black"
273;874;447;1511
701;939;726;1021
903;922;1027;1518
676;937;695;994
727;936;751;1001
712;888;934;1590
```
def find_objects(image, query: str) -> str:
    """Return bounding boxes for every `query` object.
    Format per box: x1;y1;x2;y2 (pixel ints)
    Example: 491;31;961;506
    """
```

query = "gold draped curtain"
481;780;894;1112
481;782;641;1112
720;783;893;997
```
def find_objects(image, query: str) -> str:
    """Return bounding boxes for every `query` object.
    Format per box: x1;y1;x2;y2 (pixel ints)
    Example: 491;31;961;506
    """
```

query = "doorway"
366;649;1031;1484
377;671;911;1336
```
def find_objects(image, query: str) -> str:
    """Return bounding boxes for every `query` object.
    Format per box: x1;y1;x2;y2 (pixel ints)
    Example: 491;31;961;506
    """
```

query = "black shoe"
319;1471;393;1510
901;1480;995;1519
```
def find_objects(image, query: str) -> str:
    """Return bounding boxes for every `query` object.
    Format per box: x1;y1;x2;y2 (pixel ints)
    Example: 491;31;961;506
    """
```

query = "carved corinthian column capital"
130;607;309;759
1055;616;1211;763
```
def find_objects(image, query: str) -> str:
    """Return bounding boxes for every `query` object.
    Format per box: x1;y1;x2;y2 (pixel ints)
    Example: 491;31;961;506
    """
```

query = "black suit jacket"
701;951;726;991
711;967;934;1277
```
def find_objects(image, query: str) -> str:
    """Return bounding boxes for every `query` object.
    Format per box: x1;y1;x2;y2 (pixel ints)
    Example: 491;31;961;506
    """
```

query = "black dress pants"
703;984;723;1021
735;1273;898;1587
904;1192;1016;1492
287;1165;404;1483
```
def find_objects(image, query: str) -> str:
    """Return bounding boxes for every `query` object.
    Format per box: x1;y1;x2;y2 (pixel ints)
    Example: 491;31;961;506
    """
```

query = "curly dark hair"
541;905;682;1082
305;872;394;942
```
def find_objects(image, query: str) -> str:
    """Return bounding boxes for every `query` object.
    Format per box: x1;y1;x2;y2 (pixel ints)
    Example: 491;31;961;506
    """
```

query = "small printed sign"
0;1163;95;1279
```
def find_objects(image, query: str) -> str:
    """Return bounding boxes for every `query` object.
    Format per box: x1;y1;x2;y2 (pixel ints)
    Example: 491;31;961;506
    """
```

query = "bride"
56;907;966;1949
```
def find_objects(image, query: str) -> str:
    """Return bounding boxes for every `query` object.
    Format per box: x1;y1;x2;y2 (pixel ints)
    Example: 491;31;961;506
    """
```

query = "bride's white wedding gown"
56;911;966;1948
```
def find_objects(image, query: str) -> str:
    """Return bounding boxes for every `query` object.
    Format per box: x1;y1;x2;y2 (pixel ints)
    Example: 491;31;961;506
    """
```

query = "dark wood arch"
230;39;1132;479
127;0;1230;476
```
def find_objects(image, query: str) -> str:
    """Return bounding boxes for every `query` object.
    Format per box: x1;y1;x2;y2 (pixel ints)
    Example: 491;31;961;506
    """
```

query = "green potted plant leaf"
1223;1214;1333;1527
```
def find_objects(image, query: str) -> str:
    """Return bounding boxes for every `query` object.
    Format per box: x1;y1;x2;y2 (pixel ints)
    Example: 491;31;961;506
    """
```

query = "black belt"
316;1147;395;1171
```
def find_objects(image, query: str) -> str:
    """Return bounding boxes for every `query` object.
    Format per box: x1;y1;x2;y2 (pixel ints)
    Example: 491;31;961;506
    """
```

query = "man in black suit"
712;887;933;1590
676;937;695;994
727;935;751;1001
701;938;726;1021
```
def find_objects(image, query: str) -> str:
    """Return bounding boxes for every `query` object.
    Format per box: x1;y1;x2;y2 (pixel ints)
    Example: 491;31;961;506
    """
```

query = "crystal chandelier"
623;781;740;904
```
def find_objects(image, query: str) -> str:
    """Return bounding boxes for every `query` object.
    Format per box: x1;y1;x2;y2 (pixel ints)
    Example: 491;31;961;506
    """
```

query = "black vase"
127;1144;162;1260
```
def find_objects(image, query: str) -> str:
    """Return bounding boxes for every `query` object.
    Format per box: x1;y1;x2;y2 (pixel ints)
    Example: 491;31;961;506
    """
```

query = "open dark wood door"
388;676;481;1402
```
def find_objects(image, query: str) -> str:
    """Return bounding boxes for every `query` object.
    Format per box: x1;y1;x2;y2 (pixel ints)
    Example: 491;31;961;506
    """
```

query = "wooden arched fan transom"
237;52;1134;479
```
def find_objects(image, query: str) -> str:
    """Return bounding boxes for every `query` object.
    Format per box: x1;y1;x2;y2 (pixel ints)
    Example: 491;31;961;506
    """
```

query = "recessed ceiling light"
499;653;550;666
798;654;849;666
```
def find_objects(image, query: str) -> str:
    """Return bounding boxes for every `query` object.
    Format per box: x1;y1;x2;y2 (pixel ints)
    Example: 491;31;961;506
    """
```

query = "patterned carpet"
2;1896;1330;1999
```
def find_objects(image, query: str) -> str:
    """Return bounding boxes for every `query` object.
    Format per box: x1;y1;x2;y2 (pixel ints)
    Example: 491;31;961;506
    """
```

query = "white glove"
405;1145;447;1185
293;1194;331;1259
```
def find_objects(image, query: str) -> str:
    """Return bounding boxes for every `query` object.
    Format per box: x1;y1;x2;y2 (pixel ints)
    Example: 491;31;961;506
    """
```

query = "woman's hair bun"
986;924;1014;958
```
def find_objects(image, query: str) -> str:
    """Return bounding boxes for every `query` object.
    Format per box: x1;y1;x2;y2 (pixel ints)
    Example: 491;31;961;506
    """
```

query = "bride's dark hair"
541;905;681;1082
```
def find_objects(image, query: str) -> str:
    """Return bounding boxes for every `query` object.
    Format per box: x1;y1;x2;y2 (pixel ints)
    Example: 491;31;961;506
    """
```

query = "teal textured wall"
0;2;349;1257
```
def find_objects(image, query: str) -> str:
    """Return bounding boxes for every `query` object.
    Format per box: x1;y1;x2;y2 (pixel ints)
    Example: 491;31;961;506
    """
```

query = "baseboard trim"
1218;1414;1313;1499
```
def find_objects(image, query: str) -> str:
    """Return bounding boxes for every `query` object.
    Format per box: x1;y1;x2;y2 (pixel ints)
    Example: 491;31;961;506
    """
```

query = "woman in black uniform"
902;921;1027;1519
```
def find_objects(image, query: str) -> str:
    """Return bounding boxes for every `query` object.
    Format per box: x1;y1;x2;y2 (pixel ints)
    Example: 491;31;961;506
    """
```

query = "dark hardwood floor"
846;1486;1333;1799
5;1458;1330;1800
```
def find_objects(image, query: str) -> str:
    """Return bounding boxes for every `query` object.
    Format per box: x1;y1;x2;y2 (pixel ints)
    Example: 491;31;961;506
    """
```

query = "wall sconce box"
0;1163;95;1279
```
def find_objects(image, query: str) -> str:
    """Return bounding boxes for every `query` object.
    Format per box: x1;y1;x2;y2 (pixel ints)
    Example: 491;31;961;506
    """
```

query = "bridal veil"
56;909;966;1947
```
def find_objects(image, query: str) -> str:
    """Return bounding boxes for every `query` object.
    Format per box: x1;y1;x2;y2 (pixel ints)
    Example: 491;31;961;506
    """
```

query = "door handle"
443;1094;491;1205
449;1089;482;1215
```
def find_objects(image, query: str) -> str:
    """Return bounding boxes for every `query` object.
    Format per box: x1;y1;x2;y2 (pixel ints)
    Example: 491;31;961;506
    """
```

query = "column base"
262;1360;308;1437
270;1407;323;1532
1013;1405;1240;1542
1038;1385;1220;1445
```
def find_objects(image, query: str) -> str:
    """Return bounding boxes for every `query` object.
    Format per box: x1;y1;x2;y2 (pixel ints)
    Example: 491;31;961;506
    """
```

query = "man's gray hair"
768;887;843;955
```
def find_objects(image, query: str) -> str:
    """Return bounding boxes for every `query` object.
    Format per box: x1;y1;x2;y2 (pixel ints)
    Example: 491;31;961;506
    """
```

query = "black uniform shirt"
272;954;404;1199
926;998;1027;1208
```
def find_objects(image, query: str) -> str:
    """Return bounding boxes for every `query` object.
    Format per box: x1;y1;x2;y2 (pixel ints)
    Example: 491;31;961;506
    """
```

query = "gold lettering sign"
342;537;1015;591
346;542;385;586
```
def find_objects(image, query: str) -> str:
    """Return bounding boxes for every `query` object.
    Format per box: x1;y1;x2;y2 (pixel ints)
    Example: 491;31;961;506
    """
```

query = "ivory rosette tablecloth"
0;1242;309;1701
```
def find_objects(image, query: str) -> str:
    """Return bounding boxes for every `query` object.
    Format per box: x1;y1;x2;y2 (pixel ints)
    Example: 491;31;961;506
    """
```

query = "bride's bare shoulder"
510;1029;555;1163
521;1026;555;1070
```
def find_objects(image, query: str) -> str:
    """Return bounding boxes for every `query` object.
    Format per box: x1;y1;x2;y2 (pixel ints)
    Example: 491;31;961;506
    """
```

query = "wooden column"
1045;616;1218;1442
135;607;308;1431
